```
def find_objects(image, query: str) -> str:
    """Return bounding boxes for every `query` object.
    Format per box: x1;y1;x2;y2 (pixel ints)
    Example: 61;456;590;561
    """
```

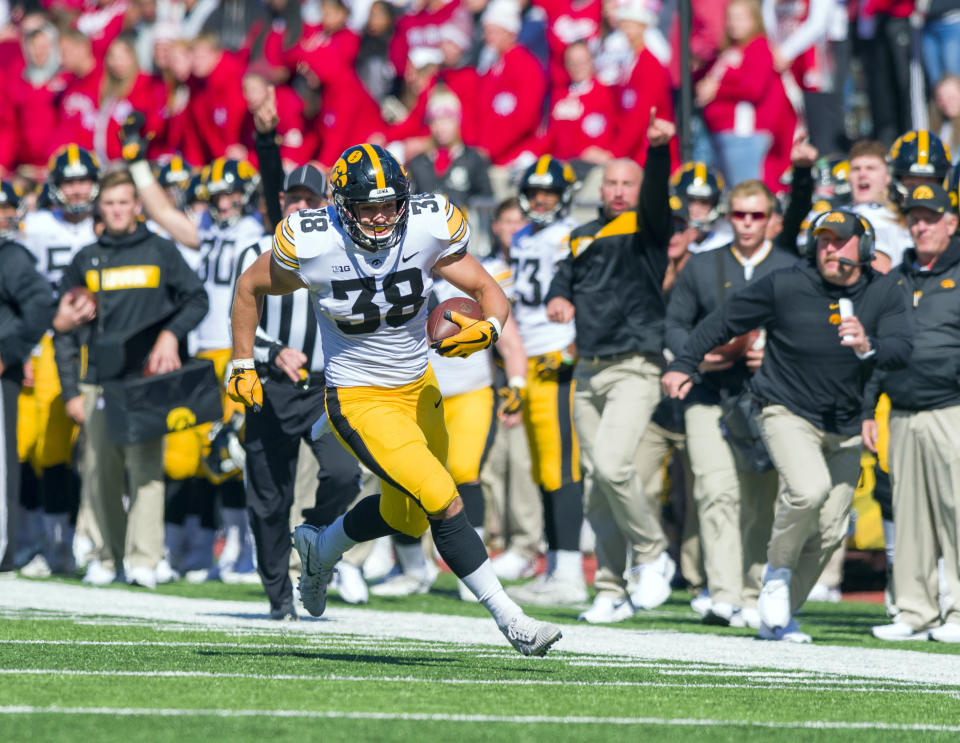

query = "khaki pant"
760;405;860;613
889;405;960;629
634;421;705;592
480;419;542;560
686;403;778;607
575;354;667;598
80;383;164;572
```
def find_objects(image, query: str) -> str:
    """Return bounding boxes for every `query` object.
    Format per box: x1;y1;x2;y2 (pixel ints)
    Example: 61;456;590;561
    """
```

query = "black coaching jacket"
875;237;960;411
53;223;208;401
670;261;912;435
545;145;673;359
0;238;56;383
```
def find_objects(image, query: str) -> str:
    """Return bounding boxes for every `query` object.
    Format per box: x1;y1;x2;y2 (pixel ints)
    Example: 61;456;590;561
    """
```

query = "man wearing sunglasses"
870;184;960;644
665;179;796;629
663;207;912;642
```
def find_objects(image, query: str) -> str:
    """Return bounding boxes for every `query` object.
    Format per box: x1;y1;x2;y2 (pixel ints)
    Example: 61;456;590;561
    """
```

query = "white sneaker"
578;594;635;624
871;621;931;641
126;565;157;589
690;590;712;617
758;566;792;630
19;554;52;579
154;558;180;584
758;618;812;643
492;549;536;580
736;606;762;629
184;568;211;584
370;567;436;597
807;582;842;603
292;524;336;617
703;601;739;627
507;573;587;606
929;622;960;643
626;551;676;610
500;614;562;656
82;560;116;586
73;534;94;570
361;536;396;581
333;562;369;604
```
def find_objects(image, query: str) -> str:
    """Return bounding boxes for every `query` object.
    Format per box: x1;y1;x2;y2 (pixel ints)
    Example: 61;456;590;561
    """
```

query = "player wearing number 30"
230;143;562;656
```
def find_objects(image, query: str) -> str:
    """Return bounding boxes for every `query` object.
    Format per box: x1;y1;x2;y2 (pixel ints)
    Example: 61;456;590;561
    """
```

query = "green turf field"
2;573;959;742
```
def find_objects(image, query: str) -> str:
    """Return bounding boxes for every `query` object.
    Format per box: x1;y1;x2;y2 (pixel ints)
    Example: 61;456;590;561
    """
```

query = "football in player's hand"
427;297;483;342
710;329;762;362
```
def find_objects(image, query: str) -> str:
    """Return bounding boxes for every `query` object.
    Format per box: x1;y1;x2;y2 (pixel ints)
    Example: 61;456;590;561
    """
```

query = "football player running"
19;145;100;577
503;156;588;607
229;143;562;656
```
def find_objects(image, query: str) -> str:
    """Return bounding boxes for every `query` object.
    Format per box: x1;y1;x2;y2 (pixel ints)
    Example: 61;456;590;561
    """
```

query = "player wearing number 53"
229;143;562;656
663;209;912;642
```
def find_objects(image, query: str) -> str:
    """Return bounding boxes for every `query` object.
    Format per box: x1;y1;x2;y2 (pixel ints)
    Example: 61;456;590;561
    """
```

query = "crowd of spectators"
3;0;960;197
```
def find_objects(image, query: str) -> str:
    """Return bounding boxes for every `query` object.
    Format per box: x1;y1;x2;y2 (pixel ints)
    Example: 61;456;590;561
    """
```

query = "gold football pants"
522;352;581;491
324;367;456;537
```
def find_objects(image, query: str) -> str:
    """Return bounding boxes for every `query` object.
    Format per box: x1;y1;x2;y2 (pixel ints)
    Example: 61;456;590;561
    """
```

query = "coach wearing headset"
663;208;912;643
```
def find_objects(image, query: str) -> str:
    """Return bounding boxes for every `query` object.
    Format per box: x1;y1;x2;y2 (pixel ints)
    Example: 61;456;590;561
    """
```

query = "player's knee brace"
430;509;487;579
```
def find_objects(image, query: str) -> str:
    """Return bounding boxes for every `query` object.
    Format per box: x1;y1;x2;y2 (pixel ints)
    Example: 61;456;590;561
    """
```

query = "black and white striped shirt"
235;235;324;373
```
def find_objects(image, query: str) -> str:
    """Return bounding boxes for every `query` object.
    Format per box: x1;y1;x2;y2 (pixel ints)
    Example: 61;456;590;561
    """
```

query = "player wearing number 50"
229;143;562;656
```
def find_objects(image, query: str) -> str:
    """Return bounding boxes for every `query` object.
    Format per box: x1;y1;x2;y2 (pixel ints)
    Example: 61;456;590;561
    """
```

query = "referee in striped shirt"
234;164;360;620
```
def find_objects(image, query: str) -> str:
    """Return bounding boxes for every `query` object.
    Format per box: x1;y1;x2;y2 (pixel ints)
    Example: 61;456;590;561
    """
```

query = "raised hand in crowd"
647;107;676;148
789;136;819;168
253;84;280;134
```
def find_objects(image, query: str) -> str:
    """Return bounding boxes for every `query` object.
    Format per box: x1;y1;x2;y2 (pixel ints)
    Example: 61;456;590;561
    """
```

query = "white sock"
883;519;895;564
555;549;583;582
394;540;429;577
316;516;357;566
462;559;523;627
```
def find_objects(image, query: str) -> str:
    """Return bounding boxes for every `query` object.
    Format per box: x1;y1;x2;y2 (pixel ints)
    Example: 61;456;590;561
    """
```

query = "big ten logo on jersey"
410;195;440;215
197;235;236;286
331;267;425;334
298;209;329;233
510;256;542;307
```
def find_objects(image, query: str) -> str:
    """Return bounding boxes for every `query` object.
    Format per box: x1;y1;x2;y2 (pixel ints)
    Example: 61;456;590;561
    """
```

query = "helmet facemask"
336;189;410;252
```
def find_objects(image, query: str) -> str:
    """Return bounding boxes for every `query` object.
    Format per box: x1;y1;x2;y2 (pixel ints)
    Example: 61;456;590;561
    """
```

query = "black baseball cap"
902;183;951;214
283;165;327;197
813;210;864;240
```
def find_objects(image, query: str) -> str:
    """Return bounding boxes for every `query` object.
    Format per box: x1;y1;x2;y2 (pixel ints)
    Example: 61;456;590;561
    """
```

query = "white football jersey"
430;255;512;398
271;194;470;388
22;209;96;290
508;217;577;356
850;202;911;268
194;215;265;351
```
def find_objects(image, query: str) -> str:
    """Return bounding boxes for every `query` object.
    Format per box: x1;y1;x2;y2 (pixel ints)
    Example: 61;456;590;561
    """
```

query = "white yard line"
5;578;960;685
0;668;956;696
2;705;960;732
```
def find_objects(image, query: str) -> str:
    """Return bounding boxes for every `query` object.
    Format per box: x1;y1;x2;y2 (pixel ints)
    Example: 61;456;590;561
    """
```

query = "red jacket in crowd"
184;52;247;165
610;46;676;166
74;0;127;61
469;44;547;165
534;0;603;97
295;26;361;80
389;0;470;80
314;65;386;167
702;36;797;190
7;71;67;169
94;73;163;162
542;78;616;161
56;62;104;151
240;84;318;168
863;0;914;17
386;67;476;144
667;0;726;87
263;17;325;74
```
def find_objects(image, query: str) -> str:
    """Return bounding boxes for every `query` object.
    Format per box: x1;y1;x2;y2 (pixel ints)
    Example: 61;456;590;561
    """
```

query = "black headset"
805;209;876;266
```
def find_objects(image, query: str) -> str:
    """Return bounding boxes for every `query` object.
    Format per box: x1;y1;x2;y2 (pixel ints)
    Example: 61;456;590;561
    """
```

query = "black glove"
119;111;151;162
